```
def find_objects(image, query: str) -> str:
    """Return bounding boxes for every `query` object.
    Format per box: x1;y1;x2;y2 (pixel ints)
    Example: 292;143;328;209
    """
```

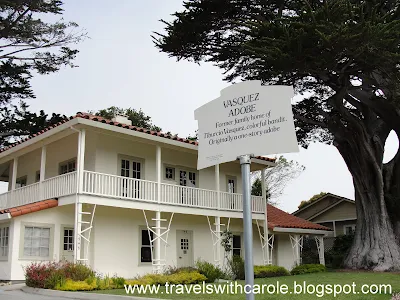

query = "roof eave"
272;226;331;235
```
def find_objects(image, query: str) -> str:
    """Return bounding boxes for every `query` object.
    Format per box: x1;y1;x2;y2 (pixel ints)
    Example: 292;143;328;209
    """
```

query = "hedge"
254;265;290;278
291;264;327;275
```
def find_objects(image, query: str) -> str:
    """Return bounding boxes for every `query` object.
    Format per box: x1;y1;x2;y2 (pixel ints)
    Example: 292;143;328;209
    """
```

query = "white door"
177;230;193;268
61;227;74;262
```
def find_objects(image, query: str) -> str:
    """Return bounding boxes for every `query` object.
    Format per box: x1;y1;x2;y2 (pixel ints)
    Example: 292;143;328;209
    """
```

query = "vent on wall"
112;115;132;126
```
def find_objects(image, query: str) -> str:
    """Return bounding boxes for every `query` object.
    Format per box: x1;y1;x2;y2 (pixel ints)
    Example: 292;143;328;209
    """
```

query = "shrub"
254;265;290;278
228;255;245;280
164;266;198;275
126;271;206;286
24;262;58;289
325;233;354;269
112;276;126;289
291;264;327;275
24;261;96;289
195;260;224;283
55;279;97;291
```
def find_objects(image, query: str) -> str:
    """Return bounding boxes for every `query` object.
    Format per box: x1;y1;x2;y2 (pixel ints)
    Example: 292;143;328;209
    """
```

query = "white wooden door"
61;227;74;262
176;230;193;268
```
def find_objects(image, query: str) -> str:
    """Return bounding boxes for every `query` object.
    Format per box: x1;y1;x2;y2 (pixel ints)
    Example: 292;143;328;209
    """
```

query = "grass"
89;271;400;299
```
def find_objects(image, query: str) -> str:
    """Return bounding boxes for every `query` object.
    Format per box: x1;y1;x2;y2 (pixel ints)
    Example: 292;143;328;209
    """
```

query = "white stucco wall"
275;234;297;271
5;204;277;280
8;205;75;280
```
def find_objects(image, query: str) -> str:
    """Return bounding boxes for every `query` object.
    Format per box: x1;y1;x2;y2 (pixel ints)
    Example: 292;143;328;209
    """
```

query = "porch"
0;170;265;214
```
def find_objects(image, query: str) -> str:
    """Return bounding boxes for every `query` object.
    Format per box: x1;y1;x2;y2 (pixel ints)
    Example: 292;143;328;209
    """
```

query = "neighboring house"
292;193;357;237
0;113;330;281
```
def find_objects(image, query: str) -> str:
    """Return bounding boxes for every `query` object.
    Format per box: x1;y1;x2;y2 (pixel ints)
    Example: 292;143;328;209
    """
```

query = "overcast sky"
23;0;399;213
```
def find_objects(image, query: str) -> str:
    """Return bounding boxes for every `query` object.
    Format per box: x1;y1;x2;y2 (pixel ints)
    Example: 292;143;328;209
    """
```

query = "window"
227;177;236;193
59;159;76;175
23;226;51;258
165;166;175;180
344;225;356;235
232;235;241;257
0;226;9;258
120;158;141;179
140;229;154;263
63;229;74;251
35;171;41;182
179;170;196;187
16;176;27;188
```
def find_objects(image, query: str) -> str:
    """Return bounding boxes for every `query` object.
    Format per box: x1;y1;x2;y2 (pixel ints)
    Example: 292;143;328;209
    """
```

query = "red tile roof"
267;204;331;231
0;199;58;217
0;112;276;163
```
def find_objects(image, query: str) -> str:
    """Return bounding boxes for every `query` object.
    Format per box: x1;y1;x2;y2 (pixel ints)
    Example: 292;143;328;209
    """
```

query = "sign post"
194;80;299;299
238;154;255;299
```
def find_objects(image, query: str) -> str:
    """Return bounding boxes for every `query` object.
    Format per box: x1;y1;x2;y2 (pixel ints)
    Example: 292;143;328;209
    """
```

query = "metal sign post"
238;154;255;300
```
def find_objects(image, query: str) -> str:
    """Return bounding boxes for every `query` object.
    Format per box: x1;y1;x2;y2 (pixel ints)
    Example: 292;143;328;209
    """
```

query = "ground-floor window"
0;226;9;258
23;226;51;258
232;234;242;257
140;229;154;263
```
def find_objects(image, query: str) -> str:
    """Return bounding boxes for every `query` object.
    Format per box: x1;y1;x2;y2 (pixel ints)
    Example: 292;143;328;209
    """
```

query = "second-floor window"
60;159;76;175
227;177;236;193
16;176;27;188
121;159;141;179
179;170;196;187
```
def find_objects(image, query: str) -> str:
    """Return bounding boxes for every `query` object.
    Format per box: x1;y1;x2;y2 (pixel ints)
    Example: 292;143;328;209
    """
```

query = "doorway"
176;230;194;267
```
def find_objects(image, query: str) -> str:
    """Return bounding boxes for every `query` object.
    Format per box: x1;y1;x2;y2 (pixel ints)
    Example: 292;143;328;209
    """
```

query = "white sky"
20;0;399;213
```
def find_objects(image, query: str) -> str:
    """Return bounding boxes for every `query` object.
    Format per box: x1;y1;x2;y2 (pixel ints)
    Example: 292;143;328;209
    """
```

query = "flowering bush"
24;261;95;289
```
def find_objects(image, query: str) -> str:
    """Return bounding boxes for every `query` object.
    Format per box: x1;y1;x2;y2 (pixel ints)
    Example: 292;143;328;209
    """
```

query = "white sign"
194;80;299;170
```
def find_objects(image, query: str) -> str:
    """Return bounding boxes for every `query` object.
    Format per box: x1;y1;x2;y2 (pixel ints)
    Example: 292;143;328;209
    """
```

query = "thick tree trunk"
335;132;400;271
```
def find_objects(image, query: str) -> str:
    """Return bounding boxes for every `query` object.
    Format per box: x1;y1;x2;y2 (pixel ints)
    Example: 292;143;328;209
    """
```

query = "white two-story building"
0;113;329;281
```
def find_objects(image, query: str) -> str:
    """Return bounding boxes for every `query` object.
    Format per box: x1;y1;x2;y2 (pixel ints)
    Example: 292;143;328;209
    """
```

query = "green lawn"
90;272;400;299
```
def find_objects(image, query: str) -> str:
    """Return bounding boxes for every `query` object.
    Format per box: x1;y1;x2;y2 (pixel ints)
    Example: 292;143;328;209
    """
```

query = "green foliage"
0;0;86;147
251;178;263;196
291;264;327;275
127;270;206;286
164;266;199;275
94;106;162;132
325;233;355;268
228;255;245;280
55;279;97;291
195;260;224;283
220;229;233;253
111;276;126;289
298;192;328;209
254;265;290;278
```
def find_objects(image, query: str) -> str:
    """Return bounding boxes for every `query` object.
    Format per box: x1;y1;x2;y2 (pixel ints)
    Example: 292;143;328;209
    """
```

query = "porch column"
39;145;46;200
290;234;303;266
74;129;86;263
215;216;221;267
315;236;325;265
77;129;86;193
11;157;18;191
215;164;220;209
261;168;269;265
155;145;162;273
333;221;336;237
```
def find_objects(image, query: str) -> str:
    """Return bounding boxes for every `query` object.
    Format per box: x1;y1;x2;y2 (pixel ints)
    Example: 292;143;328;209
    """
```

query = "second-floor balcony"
0;170;266;214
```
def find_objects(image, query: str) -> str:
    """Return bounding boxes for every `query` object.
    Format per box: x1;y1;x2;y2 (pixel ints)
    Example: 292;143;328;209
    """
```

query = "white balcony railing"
83;171;158;202
82;171;265;213
0;170;265;214
0;171;77;210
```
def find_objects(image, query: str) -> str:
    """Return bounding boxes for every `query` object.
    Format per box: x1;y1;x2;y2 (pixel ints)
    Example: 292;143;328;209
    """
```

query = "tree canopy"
0;0;86;147
153;0;400;270
94;106;162;132
251;155;304;205
297;192;328;209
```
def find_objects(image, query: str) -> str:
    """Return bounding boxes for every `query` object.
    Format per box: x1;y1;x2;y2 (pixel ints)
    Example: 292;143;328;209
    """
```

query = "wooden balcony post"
11;157;18;191
215;164;220;209
155;145;162;273
77;129;86;193
39;145;46;200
